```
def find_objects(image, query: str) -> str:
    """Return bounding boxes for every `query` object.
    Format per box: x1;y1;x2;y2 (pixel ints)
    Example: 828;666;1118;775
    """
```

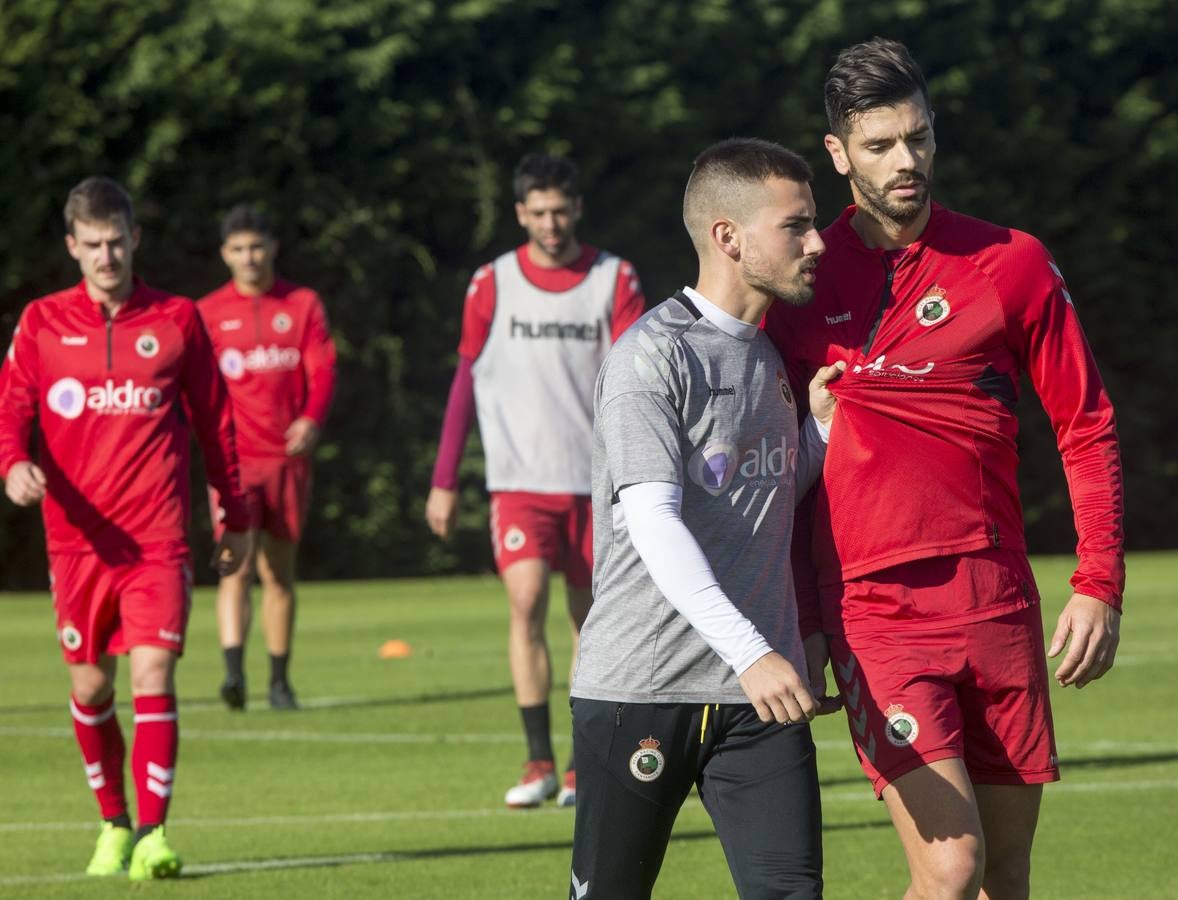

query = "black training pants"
568;699;823;899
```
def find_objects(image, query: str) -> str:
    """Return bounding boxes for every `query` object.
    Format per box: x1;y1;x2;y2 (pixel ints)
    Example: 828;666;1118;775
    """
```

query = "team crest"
629;736;665;782
135;332;160;358
915;288;950;327
272;312;293;334
884;703;920;747
503;526;526;552
777;370;794;408
60;624;83;652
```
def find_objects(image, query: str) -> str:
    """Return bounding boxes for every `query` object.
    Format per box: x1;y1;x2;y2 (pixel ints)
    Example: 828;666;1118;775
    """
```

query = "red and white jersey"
197;279;336;460
459;244;645;493
764;204;1124;631
0;279;248;554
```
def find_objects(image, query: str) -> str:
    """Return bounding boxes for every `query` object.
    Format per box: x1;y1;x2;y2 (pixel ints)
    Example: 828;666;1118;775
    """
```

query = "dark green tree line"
1;0;1173;587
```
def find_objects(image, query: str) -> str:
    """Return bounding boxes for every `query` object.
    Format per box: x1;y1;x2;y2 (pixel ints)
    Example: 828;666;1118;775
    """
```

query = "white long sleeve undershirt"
615;287;829;675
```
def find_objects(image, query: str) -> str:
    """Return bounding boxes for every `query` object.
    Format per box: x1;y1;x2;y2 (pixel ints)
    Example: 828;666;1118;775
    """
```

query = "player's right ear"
711;219;741;261
824;134;851;176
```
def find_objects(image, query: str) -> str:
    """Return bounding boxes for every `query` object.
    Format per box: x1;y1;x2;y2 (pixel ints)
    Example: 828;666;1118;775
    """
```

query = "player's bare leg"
881;758;985;900
502;558;559;806
257;533;298;709
504;558;552;706
975;783;1042;900
69;656;118;705
216;533;256;709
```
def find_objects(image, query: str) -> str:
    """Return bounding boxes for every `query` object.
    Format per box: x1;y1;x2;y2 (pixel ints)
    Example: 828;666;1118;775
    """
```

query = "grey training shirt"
572;289;825;704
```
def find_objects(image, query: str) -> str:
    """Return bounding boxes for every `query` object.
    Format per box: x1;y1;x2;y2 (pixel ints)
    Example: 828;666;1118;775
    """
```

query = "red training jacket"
764;204;1124;634
197;279;337;460
0;279;249;555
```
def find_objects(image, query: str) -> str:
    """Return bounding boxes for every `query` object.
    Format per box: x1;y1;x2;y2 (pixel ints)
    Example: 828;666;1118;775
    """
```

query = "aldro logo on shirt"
687;436;798;496
219;345;302;380
46;378;162;419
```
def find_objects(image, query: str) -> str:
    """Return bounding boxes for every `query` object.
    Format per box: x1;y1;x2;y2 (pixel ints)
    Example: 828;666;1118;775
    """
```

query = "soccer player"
0;177;251;880
763;39;1124;900
569;139;845;899
425;153;645;808
198;205;337;711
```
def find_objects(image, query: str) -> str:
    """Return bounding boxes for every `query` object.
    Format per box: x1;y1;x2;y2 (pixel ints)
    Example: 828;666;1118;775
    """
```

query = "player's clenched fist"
4;461;47;506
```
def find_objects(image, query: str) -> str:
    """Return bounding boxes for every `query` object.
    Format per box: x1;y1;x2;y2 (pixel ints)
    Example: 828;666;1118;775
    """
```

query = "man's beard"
850;164;931;227
743;258;815;308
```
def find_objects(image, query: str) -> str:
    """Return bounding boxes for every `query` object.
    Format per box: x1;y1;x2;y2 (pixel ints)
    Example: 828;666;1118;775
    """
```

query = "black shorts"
569;698;822;899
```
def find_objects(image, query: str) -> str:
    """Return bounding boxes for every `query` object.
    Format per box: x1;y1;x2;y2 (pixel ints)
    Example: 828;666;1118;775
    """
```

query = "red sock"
131;695;178;827
70;695;127;820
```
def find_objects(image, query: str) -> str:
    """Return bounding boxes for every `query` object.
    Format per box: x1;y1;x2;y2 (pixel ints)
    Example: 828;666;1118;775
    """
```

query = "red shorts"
210;455;311;543
489;492;592;588
49;544;193;664
830;599;1059;796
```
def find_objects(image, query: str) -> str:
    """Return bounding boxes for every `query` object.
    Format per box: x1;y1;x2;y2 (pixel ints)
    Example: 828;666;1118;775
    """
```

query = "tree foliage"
1;0;1173;586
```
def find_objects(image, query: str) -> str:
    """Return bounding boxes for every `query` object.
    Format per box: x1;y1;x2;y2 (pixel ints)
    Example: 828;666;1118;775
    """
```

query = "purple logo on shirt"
688;440;738;497
46;378;86;420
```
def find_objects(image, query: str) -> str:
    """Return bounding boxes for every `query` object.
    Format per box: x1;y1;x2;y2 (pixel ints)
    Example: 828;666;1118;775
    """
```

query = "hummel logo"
825;312;852;325
61;335;88;345
708;386;735;397
571;871;589;899
219;319;244;331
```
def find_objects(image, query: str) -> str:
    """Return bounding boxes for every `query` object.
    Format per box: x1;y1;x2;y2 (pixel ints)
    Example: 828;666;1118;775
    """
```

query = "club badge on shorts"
503;526;526;552
629;736;665;782
60;623;83;652
884;703;920;747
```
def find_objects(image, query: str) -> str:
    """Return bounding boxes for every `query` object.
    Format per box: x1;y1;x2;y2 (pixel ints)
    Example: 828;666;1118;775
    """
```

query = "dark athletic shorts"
569;698;822;899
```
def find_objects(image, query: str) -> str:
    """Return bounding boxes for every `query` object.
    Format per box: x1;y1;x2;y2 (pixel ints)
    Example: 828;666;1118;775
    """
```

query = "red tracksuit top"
197;279;337;460
0;279;249;555
763;204;1124;633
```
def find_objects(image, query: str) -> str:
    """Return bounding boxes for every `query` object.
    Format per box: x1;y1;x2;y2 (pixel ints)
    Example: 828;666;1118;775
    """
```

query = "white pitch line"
2;779;1176;840
2;779;1177;888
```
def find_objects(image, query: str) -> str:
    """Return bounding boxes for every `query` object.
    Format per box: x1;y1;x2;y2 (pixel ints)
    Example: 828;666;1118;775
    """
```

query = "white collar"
682;286;758;342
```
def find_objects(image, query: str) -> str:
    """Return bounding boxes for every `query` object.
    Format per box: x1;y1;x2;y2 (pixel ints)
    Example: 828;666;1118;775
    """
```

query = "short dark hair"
220;204;273;242
824;38;931;139
512;153;579;202
683;138;813;251
63;177;135;234
690;138;813;186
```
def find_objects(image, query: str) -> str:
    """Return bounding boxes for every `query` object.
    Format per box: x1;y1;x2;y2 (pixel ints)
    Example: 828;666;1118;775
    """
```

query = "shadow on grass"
179;820;892;881
1059;752;1178;770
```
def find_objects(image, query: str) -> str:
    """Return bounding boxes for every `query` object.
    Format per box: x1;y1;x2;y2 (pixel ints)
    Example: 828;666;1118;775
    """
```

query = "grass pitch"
0;552;1174;898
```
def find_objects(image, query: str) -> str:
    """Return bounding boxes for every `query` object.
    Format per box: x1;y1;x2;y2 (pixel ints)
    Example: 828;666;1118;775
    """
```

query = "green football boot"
85;822;132;876
127;826;182;881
